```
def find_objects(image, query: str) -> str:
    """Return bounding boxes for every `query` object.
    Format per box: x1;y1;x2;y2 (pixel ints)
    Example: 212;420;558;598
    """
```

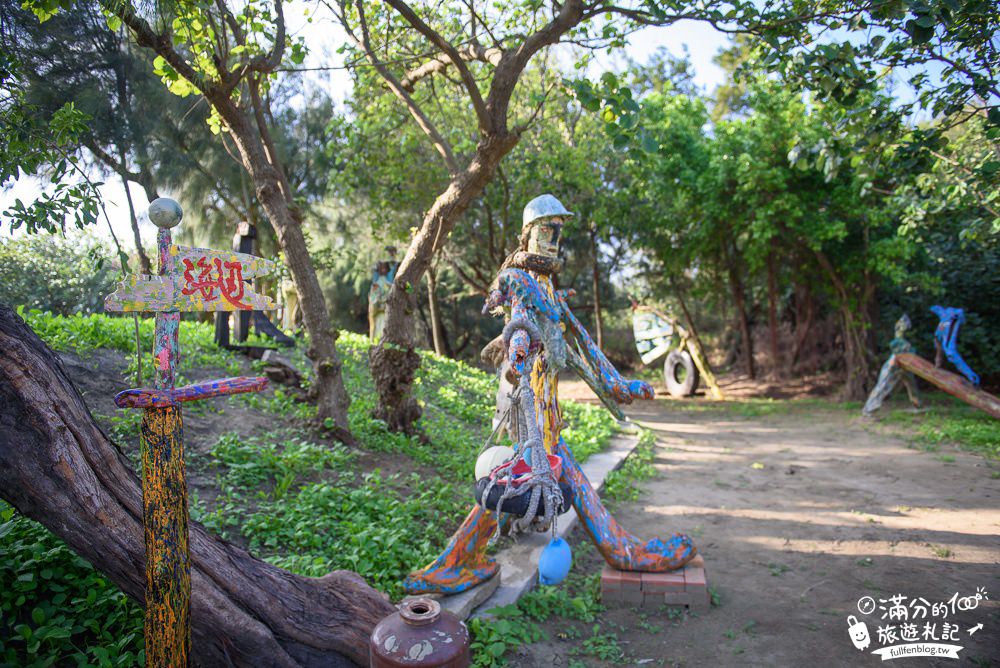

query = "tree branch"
383;0;491;132
331;0;459;174
248;0;286;73
100;0;219;96
487;0;585;134
84;140;140;181
401;42;502;91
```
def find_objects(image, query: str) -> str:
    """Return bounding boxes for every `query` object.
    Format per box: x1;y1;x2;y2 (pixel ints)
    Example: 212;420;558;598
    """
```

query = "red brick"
686;554;705;569
643;592;665;607
622;586;645;605
662;592;692;606
600;585;622;604
601;565;623;585
621;570;643;588
684;567;707;588
641;570;686;593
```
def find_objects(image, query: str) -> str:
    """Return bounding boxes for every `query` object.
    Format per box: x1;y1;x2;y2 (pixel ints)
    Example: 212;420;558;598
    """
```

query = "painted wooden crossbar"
114;376;269;409
896;353;1000;420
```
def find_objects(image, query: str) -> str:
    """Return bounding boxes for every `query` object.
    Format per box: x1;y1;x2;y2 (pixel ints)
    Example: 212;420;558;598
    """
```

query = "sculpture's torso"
524;272;565;453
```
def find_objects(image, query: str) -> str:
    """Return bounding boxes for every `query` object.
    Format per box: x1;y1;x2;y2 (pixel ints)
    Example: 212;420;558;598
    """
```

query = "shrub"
0;232;117;315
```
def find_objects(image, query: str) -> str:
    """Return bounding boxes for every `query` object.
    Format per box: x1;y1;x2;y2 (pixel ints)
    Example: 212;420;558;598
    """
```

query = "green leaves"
564;75;648;152
0;501;144;667
1;50;100;235
288;40;308;65
21;0;74;23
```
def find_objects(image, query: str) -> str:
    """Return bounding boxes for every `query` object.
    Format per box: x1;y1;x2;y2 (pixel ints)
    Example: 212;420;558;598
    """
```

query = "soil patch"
514;400;1000;667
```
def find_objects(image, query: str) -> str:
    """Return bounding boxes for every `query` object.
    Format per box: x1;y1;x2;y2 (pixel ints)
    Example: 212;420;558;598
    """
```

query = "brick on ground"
600;554;710;612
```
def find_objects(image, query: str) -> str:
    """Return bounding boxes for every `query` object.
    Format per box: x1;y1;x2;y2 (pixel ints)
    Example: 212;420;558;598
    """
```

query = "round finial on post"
148;198;183;229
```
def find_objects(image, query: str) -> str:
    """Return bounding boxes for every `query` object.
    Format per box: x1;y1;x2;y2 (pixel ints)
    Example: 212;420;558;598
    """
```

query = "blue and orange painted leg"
403;505;502;595
559;438;696;571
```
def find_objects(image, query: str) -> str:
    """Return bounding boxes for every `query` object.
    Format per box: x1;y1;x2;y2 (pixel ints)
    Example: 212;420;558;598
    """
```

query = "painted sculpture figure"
931;305;980;386
368;247;398;341
403;194;696;595
862;314;923;417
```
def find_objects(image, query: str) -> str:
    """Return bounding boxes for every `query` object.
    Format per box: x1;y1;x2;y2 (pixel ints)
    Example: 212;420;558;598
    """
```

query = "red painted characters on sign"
180;256;251;309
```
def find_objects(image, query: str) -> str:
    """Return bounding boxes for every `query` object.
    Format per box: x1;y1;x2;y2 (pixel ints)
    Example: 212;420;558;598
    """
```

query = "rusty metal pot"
370;597;470;667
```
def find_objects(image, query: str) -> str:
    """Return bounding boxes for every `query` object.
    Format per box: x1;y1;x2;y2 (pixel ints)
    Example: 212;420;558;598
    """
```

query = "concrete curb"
436;425;642;620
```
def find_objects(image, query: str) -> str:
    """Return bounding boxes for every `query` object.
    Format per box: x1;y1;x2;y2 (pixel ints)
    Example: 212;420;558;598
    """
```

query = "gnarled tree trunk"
812;249;875;400
371;133;517;433
106;1;353;439
209;93;352;438
0;304;393;666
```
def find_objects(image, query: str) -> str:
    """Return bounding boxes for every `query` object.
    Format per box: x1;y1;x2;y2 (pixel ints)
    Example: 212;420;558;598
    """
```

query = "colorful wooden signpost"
104;198;277;667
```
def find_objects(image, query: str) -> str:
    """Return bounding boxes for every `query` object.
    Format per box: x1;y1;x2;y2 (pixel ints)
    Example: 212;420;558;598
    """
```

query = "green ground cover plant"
883;399;1000;459
3;310;620;665
0;502;145;668
469;571;603;667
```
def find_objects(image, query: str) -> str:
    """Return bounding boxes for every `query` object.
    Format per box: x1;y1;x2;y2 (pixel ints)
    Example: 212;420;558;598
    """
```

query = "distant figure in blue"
931;306;980;386
368;246;398;341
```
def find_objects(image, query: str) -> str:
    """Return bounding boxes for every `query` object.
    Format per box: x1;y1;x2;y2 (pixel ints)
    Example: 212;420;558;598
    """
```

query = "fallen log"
896;352;1000;420
0;304;393;666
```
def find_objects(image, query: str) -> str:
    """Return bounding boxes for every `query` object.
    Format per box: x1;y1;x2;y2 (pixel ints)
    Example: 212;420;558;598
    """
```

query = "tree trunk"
426;265;445;356
373;133;518;433
0;304;393;667
590;224;604;350
727;262;755;379
212;95;352;438
812;249;874;401
120;170;152;275
839;304;871;400
766;249;780;377
788;281;814;372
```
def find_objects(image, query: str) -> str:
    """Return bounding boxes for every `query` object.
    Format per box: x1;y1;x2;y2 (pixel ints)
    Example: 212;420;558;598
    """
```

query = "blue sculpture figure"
931;306;980;386
862;315;923;417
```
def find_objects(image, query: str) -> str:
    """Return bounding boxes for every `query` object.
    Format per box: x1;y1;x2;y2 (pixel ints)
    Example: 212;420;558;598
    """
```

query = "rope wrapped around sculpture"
480;319;566;543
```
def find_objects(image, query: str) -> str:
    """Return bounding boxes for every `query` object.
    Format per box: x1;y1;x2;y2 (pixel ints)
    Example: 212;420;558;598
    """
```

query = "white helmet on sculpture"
522;194;574;229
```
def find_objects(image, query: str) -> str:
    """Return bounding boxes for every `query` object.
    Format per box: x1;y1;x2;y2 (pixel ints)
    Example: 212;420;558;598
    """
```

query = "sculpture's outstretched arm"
565;347;625;420
557;291;654;403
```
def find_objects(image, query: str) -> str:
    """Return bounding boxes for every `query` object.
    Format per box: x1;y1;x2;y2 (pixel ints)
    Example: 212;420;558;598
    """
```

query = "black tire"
475;478;573;517
664;350;700;397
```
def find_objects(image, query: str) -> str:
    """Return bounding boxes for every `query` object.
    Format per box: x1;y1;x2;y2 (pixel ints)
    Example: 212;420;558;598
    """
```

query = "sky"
0;16;730;248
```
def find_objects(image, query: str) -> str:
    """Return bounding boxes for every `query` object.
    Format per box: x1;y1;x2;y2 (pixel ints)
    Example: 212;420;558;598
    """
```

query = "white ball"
148;198;183;229
475;445;515;481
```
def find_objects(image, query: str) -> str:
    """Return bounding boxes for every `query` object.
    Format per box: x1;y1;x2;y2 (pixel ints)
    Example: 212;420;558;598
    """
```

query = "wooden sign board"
633;310;676;365
106;246;277;312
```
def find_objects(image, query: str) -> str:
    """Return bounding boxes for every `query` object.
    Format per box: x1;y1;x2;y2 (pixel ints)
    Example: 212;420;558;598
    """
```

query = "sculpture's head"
522;194;574;258
894;314;912;338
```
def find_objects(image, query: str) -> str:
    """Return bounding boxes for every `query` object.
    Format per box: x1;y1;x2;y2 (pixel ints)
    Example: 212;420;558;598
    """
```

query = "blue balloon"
538;537;572;585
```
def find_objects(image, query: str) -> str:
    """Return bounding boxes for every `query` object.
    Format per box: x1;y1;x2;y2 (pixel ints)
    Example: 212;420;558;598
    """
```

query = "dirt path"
515;395;1000;667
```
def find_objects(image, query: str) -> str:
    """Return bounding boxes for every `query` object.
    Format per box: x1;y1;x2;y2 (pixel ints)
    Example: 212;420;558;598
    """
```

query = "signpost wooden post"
104;198;277;667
